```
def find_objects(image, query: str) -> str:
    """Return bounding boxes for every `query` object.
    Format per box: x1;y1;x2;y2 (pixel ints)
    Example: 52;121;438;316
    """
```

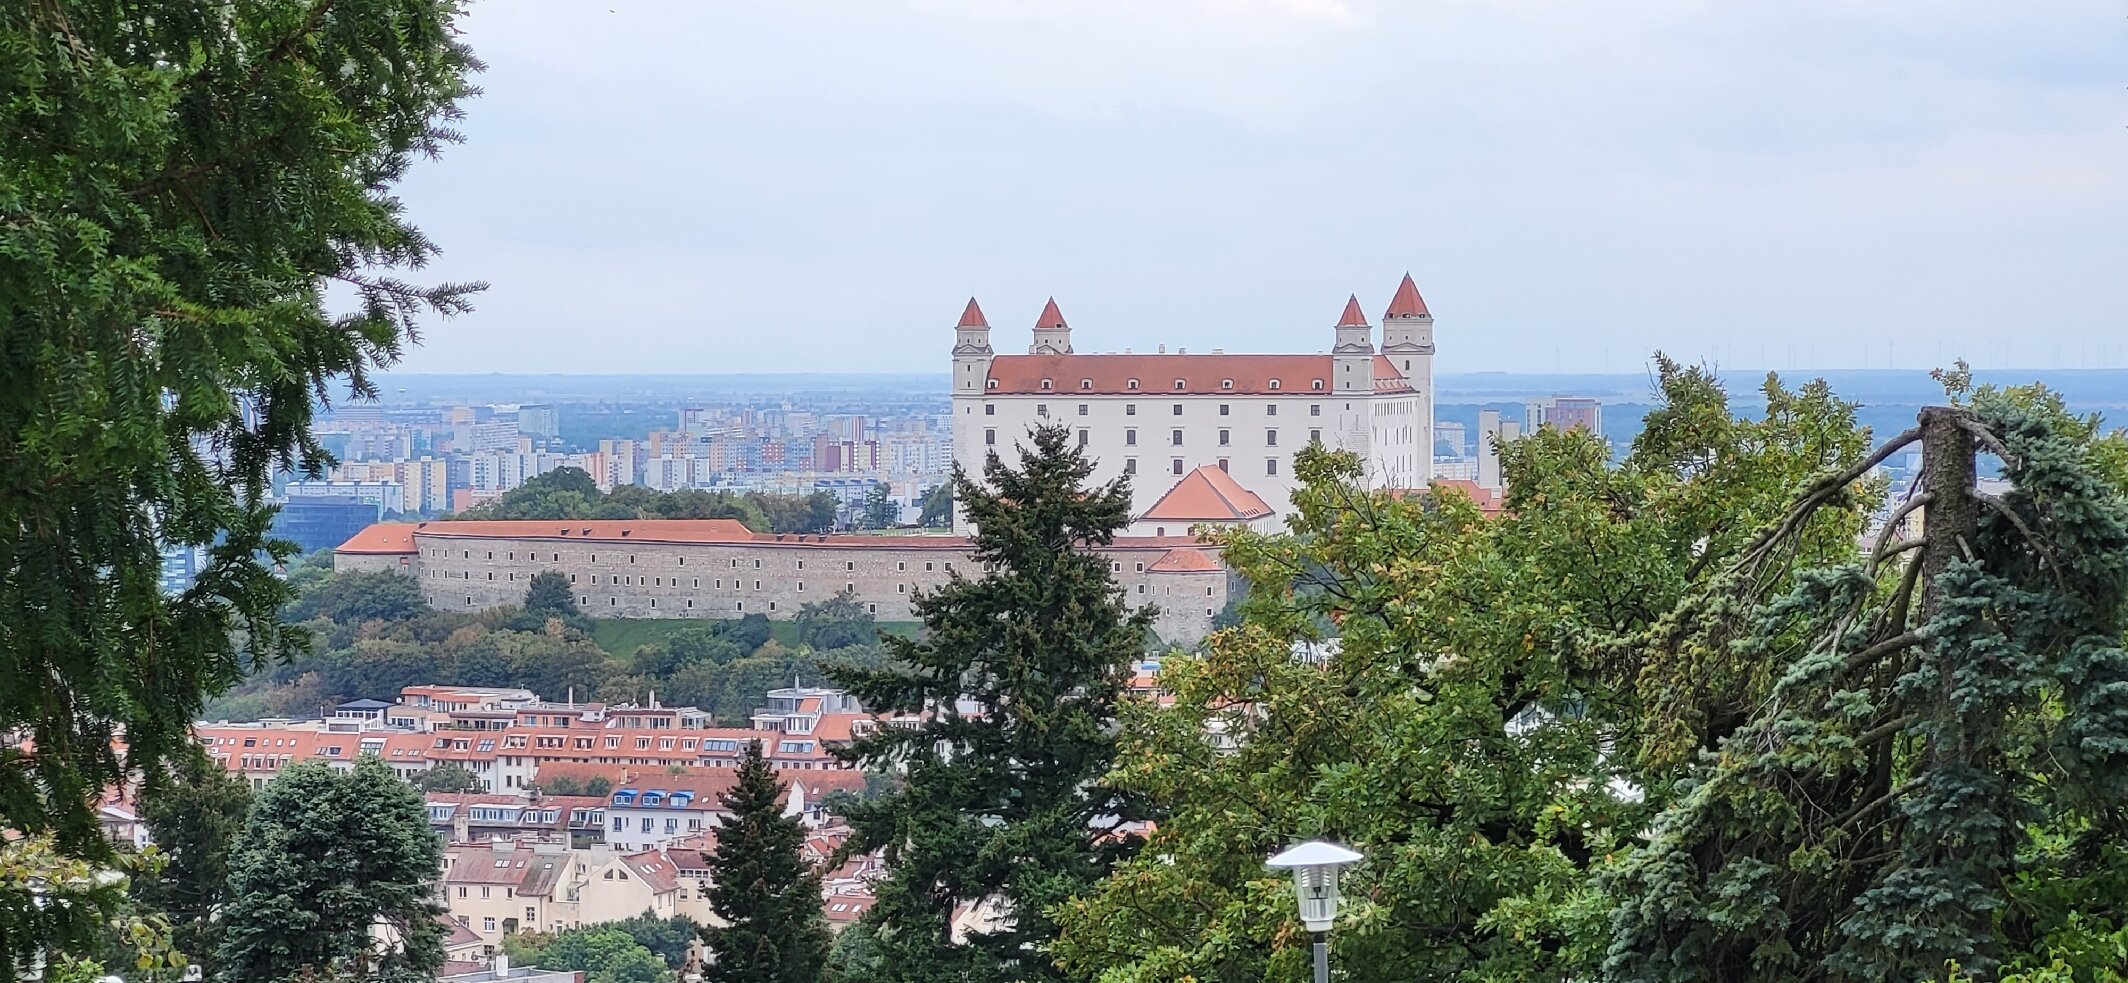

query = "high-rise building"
518;403;559;440
1527;397;1603;435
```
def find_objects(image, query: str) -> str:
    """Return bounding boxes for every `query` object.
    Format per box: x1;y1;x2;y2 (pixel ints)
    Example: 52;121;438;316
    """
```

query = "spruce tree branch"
1831;778;1923;832
1839;632;1923;677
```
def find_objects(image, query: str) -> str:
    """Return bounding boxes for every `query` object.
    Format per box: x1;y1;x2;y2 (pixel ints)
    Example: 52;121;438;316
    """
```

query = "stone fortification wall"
342;530;1226;643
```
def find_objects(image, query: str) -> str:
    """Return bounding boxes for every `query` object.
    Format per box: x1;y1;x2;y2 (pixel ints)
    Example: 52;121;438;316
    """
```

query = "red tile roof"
958;297;989;328
1426;479;1505;517
1035;297;1067;329
1140;466;1274;523
1336;295;1368;327
1385;273;1430;319
338;521;1216;555
1148;547;1223;573
337;522;418;554
983;353;1411;397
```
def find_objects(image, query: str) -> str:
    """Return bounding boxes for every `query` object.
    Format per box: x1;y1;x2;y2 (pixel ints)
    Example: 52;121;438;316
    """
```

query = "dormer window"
986;379;998;389
1173;379;1185;391
1220;379;1233;389
1268;379;1281;390
1040;379;1053;390
1127;379;1139;390
1312;379;1325;390
1080;379;1092;390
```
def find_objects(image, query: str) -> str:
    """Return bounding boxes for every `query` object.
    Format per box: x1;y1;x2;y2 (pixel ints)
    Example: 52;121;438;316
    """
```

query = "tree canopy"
0;0;477;962
461;470;841;534
834;424;1153;981
703;740;831;983
218;757;445;981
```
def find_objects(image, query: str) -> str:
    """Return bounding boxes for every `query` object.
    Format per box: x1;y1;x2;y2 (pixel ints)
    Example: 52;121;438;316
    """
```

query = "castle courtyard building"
949;275;1437;532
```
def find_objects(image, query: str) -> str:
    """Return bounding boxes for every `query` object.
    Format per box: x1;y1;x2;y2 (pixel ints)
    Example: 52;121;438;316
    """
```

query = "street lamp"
1268;840;1363;983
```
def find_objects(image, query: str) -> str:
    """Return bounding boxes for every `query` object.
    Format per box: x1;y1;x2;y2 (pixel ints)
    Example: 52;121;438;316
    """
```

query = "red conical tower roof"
1385;273;1430;318
957;297;989;328
1035;297;1067;329
1336;294;1369;327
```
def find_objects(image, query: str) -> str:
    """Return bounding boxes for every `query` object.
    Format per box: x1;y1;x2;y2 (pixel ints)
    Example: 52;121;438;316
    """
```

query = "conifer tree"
1605;383;2128;981
0;2;478;963
218;757;445;981
133;747;253;973
702;740;830;983
832;423;1155;982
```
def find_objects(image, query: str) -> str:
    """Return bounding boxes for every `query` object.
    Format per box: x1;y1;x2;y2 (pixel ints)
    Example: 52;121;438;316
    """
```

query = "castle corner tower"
1030;297;1073;355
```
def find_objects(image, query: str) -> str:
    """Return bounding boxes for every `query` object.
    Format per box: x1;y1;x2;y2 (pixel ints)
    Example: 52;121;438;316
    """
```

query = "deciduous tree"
218;758;444;981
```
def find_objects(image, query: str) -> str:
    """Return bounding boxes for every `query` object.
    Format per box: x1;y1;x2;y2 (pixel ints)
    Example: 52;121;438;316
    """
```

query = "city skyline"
377;0;2126;375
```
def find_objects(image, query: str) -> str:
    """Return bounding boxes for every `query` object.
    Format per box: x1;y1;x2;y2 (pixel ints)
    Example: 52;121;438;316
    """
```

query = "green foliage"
860;483;898;530
826;921;886;981
535;774;614;798
0;837;183;977
0;0;476;961
132;746;252;972
916;482;953;529
409;762;485;794
511;569;592;633
703;741;831;983
464;472;839;534
602;910;701;972
218;758;444;981
794;590;878;652
832;424;1153;982
1057;363;1879;982
284;570;430;626
515;926;672;983
1605;393;2128;982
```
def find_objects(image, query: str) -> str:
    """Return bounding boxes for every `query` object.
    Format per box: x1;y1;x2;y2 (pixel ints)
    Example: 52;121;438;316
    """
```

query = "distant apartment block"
1527;396;1603;434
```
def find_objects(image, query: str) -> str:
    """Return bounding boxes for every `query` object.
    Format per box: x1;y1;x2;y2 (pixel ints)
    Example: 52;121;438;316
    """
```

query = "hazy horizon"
373;0;2128;376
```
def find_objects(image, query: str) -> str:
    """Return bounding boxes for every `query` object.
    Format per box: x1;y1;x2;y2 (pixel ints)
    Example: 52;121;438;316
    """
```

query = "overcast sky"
382;0;2127;375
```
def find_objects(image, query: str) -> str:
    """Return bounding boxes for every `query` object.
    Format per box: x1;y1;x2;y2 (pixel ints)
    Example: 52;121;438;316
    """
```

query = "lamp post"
1268;840;1363;983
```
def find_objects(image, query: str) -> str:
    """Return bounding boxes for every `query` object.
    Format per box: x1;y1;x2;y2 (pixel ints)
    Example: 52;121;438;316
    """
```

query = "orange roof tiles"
1035;297;1067;329
337;522;418;554
1386;273;1430;319
958;297;989;328
1148;547;1223;573
1140;466;1274;523
983;353;1412;397
1426;479;1505;517
1336;295;1368;327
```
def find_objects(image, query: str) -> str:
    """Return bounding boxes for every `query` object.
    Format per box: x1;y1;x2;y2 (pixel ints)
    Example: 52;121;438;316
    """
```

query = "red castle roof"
1336;295;1368;327
1035;297;1068;329
1385;273;1430;319
957;297;989;328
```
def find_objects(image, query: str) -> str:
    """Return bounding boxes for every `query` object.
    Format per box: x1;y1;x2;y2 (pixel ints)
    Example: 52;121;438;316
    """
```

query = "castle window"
1312;379;1324;390
1218;429;1230;446
1127;379;1139;390
986;429;996;446
1268;379;1281;390
985;404;995;415
1221;379;1233;389
1267;404;1278;416
1040;379;1053;390
1172;458;1184;475
1173;380;1185;391
1171;429;1183;446
1267;458;1280;476
1037;404;1048;417
1080;379;1093;390
1077;404;1088;416
1266;430;1278;447
1078;430;1089;447
1311;404;1321;416
1219;404;1229;416
1125;429;1136;446
1125;404;1137;416
1172;404;1182;416
1218;458;1229;471
1310;429;1322;444
846;561;855;571
987;379;998;389
1124;458;1137;474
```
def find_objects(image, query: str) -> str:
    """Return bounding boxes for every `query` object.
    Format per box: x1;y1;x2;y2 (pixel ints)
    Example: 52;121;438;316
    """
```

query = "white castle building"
950;275;1437;533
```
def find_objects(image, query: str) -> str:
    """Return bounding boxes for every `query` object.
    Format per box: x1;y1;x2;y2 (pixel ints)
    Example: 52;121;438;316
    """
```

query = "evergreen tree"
703;740;830;983
793;590;877;652
133;747;253;972
218;757;445;981
832;424;1154;982
1605;383;2128;981
861;484;898;529
0;1;476;962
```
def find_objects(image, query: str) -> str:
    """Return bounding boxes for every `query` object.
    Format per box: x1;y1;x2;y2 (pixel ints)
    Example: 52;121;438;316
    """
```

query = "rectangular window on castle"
1126;404;1137;416
1266;430;1278;447
1266;458;1280;476
984;404;995;416
1219;404;1229;416
1077;404;1088;416
1123;458;1136;475
1172;459;1184;475
1078;430;1088;447
985;429;996;446
1171;429;1183;446
1125;429;1137;446
1311;404;1322;416
1218;429;1230;446
1172;404;1183;416
1267;404;1278;416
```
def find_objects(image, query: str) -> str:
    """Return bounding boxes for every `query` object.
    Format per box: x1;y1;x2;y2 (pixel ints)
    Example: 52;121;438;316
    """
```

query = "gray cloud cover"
385;0;2128;374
